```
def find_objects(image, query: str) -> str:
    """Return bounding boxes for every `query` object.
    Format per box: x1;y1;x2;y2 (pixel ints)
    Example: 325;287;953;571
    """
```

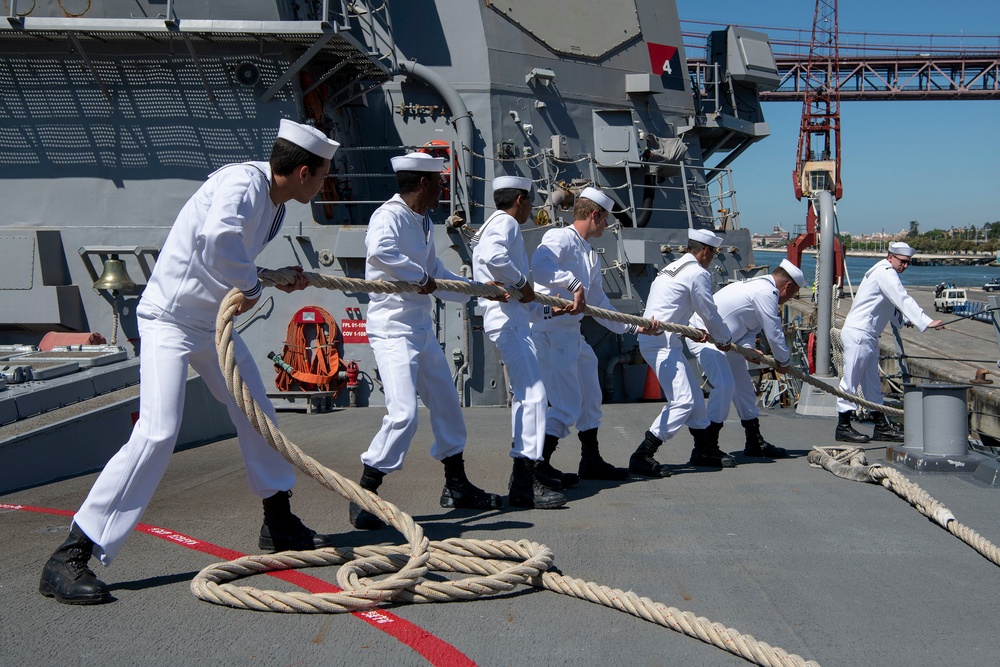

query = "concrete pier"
787;285;1000;442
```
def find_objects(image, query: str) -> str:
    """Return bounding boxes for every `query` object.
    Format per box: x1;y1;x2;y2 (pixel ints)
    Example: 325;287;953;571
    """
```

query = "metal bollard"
902;383;923;450
920;384;970;457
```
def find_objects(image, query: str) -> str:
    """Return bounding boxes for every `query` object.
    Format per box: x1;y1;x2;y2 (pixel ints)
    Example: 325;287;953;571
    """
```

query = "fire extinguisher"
346;360;360;407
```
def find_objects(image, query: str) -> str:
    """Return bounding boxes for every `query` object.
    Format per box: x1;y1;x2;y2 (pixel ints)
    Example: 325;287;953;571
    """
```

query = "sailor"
471;176;566;509
629;228;733;476
836;241;944;442
684;259;805;459
39;120;342;605
530;187;660;484
349;151;502;530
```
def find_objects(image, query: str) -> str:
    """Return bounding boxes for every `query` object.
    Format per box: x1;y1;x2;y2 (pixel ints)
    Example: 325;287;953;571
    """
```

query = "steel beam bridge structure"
687;53;1000;101
764;53;1000;101
684;19;1000;102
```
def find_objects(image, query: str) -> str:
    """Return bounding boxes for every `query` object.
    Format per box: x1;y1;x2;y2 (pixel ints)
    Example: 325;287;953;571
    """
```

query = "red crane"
786;0;846;286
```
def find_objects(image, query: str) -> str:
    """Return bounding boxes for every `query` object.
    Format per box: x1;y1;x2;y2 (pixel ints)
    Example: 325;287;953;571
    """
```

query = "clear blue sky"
674;1;1000;236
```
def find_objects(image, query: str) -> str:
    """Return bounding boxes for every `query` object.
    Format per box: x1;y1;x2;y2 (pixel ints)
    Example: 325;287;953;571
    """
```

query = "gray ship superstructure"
0;0;779;490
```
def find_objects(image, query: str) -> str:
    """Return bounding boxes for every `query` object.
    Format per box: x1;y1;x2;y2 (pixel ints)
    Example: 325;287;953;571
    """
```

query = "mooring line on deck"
1;503;476;667
807;447;1000;567
937;306;1000;327
191;274;823;667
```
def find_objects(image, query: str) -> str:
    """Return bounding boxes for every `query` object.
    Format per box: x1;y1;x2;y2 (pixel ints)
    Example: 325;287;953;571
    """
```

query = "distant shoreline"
753;246;996;257
753;247;998;266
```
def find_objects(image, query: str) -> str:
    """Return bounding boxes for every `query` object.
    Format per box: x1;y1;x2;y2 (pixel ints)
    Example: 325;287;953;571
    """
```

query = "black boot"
708;422;736;467
871;412;904;443
440;453;503;509
629;430;672;478
741;418;788;458
348;465;387;531
578;428;630;480
39;524;112;605
835;411;871;443
260;490;340;551
508;457;567;509
689;424;735;468
537;434;579;489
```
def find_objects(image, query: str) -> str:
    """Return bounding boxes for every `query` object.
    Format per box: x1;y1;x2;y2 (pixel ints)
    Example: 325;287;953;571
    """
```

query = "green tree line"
837;221;1000;254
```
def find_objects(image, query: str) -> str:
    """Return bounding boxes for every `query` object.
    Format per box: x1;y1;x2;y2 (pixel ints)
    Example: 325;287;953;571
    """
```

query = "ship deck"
4;403;1000;666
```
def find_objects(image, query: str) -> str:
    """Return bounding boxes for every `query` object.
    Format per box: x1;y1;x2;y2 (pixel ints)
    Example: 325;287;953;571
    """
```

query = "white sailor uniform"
640;254;731;440
687;275;790;422
362;194;472;471
472;211;546;460
74;162;297;565
530;226;638;439
837;259;933;411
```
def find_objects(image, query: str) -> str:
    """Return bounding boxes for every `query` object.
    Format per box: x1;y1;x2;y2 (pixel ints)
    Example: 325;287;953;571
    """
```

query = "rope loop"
808;446;1000;567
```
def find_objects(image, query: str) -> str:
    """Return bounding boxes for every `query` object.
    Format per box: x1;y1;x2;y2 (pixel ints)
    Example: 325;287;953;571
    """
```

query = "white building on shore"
751;225;789;247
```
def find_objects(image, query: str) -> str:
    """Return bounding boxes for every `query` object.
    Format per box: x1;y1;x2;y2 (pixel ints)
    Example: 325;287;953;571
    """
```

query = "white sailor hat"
277;119;339;160
579;186;614;213
492;176;532;192
779;259;807;287
888;241;916;257
390;152;446;173
688;227;723;248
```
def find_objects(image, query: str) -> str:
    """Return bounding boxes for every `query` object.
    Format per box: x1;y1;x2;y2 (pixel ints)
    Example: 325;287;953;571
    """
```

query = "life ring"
275;306;345;394
806;331;816;374
418;140;451;205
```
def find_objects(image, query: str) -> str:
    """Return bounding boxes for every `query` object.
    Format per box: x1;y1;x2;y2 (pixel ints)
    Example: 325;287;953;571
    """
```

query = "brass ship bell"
92;254;137;346
93;255;137;294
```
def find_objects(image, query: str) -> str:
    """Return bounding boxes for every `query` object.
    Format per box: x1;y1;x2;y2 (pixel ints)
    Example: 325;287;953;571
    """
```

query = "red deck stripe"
4;503;476;667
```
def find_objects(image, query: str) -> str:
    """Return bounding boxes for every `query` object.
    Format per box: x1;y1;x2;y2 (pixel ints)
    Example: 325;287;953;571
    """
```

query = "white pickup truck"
933;288;969;313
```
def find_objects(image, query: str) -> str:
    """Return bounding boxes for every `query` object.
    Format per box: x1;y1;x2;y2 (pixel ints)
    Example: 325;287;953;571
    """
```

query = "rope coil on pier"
192;270;822;667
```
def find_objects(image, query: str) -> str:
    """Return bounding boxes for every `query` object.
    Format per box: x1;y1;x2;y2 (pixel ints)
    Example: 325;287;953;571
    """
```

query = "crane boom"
787;0;845;285
794;0;842;200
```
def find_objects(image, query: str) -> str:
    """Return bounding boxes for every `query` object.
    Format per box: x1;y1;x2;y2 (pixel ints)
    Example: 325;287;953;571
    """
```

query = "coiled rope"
808;446;1000;566
192;270;821;667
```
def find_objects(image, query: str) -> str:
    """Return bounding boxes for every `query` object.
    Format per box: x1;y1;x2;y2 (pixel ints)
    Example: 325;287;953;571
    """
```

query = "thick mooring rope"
191;278;821;667
257;268;901;417
808;447;1000;567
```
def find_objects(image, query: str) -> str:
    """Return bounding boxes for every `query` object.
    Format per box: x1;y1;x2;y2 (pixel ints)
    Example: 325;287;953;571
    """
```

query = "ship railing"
689;61;737;118
310;144;740;236
1;1;395;105
326;0;398;73
312;142;466;221
4;1;369;32
619;158;741;231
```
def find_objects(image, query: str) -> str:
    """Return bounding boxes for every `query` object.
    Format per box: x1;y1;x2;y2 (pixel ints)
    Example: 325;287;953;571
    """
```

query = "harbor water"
754;249;1000;289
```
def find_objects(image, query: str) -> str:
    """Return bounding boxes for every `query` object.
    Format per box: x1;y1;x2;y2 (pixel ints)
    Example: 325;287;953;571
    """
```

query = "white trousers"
362;328;465;471
532;329;602;439
837;326;882;412
75;309;296;565
688;342;759;421
641;341;708;439
489;325;546;460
